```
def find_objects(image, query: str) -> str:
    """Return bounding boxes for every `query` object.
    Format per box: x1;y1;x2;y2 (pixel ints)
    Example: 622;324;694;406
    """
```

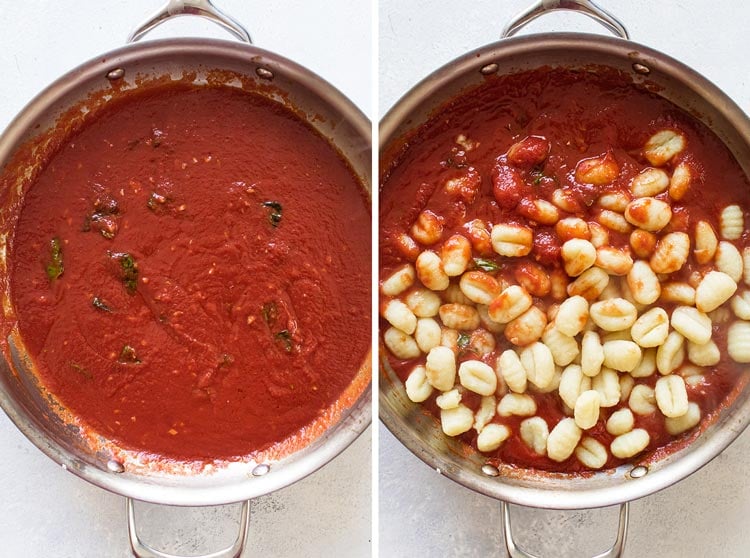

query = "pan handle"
501;0;629;40
127;498;251;558
501;501;629;558
127;0;252;44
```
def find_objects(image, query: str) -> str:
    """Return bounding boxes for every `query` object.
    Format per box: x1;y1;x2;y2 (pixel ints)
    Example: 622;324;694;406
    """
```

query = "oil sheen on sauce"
10;84;371;461
380;68;750;472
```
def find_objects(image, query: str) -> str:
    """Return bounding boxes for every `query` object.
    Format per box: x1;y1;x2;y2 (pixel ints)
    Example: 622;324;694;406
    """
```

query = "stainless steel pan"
379;1;750;556
0;2;371;556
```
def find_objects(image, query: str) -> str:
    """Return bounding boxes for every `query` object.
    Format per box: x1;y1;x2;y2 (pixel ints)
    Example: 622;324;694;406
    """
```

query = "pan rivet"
252;463;270;476
481;463;500;477
629;465;648;478
106;68;125;81
256;67;275;81
107;459;125;473
632;63;651;75
480;63;499;75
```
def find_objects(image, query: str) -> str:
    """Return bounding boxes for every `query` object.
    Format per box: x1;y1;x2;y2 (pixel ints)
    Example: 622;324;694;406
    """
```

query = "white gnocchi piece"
414;318;442;353
679;364;705;388
381;264;416;296
439;303;481;331
695;271;737;313
497;349;528;393
559;364;592;409
440;234;472;276
440;328;459;353
547;418;582;462
743;247;750;286
655;375;689;418
404;365;433;403
549;268;570;301
720;204;744;240
542;325;579;367
488;285;533;324
581;331;605;378
477;423;511;452
627;261;661;305
505;306;547;346
630;167;670;197
436;388;462;410
425;345;457;391
606;408;635;436
459;271;502;305
519;198;560;225
384;327;421;359
551;188;580;213
416;250;450;291
630;307;669;347
588;222;610;248
630;348;657;378
491;223;533;257
629;384;657;416
561;238;597;277
597;209;632;234
665;402;701;436
458;359;497;396
555;295;589;337
520;417;549;454
610;428;650;459
405;288;442;317
411;209;444;245
592;368;621;408
630;229;657;259
598;191;631;212
595;247;634;276
382;299;418;335
602;340;642;372
575;437;608;469
440;404;475;436
643;129;686;166
589;298;638;331
716;241;743;283
530;366;562;394
650;232;690;274
619;374;635;403
574;390;601;430
669;162;691;200
474;395;497;432
443;284;473;305
556;217;591;241
520;342;556;390
670;306;712;345
467;329;497;357
656;331;685;375
693;220;718;265
731;292;750;320
659;282;696;306
624;197;672;232
728;321;750;363
477;304;506;334
568;267;610;301
497;393;538;417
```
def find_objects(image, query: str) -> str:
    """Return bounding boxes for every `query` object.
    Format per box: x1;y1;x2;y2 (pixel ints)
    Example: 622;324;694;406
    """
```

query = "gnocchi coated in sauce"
380;69;750;472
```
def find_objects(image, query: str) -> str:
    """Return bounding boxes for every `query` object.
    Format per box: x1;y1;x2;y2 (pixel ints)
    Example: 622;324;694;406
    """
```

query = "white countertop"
0;1;371;557
379;1;750;556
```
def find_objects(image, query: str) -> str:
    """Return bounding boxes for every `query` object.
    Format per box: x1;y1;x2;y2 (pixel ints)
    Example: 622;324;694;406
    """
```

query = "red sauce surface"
380;68;750;472
9;84;371;461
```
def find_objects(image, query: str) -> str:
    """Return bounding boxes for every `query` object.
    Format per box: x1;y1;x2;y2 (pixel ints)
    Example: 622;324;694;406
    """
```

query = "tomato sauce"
380;68;750;472
9;84;371;461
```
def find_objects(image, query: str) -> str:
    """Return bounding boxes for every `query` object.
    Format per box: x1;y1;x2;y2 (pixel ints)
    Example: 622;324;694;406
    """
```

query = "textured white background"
379;1;750;557
0;1;371;557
